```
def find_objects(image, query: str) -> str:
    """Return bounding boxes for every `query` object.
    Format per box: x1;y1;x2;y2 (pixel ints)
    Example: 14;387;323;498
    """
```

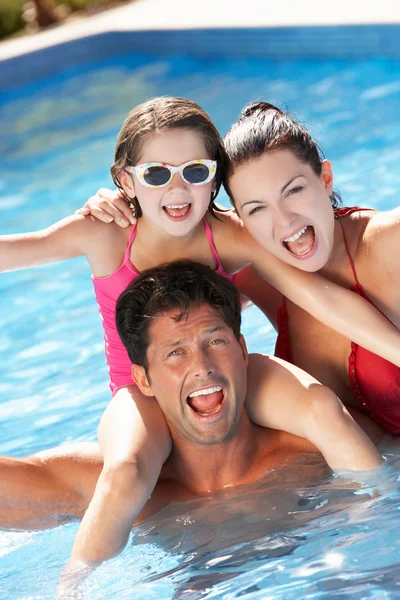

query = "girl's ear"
131;364;154;397
321;160;333;196
118;169;136;199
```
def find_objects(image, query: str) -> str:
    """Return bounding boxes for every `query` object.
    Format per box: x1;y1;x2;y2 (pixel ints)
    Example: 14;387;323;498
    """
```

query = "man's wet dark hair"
116;260;242;373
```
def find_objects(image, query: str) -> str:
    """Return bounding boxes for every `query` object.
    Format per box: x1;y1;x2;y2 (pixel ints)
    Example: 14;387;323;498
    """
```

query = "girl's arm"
237;228;400;368
246;353;383;471
0;215;95;272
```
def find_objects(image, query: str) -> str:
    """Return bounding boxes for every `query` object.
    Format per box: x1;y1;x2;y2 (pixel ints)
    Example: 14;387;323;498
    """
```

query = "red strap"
338;219;361;288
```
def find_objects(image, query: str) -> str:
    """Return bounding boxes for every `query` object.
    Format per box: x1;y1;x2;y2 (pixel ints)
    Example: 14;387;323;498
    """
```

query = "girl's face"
119;129;214;237
229;149;335;272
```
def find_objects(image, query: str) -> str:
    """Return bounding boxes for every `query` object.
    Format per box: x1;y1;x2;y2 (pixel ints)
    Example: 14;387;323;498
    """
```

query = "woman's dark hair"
111;96;228;219
223;101;341;209
116;260;242;373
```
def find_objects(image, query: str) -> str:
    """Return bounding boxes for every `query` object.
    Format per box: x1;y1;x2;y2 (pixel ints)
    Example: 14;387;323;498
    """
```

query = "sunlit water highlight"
1;51;400;599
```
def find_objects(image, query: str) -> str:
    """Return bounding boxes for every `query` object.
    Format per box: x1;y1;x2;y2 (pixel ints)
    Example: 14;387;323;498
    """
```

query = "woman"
226;102;400;434
86;100;400;434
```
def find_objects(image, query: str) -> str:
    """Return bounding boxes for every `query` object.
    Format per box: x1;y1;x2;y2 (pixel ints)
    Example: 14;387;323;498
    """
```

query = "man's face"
136;304;248;445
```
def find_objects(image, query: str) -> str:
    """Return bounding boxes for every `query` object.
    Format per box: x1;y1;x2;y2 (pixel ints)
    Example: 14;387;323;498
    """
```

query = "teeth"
284;226;307;243
165;203;190;209
189;386;222;398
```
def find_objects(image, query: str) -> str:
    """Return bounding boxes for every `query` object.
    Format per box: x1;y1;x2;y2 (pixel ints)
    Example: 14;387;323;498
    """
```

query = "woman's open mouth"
282;225;317;259
163;203;192;221
187;386;225;419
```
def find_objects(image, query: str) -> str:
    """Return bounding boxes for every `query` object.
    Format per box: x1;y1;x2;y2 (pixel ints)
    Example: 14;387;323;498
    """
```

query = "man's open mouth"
187;385;225;418
163;203;192;220
282;225;316;258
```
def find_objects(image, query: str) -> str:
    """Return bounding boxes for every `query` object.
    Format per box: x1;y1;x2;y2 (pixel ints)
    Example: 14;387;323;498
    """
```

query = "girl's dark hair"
111;96;228;218
224;101;341;209
116;259;242;374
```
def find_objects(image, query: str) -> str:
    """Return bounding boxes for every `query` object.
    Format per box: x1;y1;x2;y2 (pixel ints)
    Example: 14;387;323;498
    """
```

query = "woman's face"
229;149;336;272
119;128;214;237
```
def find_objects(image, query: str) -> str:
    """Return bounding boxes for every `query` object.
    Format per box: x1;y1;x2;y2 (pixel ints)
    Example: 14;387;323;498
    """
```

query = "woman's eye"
248;206;263;216
287;186;303;196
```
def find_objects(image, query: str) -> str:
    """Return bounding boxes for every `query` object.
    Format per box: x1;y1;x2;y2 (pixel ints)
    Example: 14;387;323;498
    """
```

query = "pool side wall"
2;25;400;92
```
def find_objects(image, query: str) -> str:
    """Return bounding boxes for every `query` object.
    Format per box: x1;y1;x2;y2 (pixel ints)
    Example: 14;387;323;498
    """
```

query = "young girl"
2;97;397;569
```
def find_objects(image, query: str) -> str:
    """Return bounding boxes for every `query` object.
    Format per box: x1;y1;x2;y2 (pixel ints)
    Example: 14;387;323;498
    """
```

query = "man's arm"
0;443;102;529
246;353;383;471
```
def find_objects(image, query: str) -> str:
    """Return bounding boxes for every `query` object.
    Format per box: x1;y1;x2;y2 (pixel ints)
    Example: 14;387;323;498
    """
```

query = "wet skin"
231;149;400;414
0;304;317;530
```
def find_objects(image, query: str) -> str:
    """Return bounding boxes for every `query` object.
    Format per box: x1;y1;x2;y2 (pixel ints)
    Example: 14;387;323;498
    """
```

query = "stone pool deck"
1;0;400;62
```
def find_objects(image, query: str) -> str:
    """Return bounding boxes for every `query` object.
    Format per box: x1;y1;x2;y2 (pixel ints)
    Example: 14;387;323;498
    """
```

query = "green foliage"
0;0;113;40
0;0;25;39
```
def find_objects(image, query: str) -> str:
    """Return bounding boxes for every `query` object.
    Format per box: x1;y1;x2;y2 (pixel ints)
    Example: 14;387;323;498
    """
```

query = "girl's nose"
169;172;186;189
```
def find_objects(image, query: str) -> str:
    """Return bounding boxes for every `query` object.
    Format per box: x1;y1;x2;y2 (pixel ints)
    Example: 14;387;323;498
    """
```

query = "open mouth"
282;225;316;258
163;203;192;221
187;385;225;419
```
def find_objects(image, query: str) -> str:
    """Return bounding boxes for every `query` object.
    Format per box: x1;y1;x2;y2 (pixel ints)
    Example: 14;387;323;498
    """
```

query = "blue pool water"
1;48;400;599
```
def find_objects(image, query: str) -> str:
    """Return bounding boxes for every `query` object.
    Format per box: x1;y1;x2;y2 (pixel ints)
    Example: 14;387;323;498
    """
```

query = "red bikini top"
275;207;400;433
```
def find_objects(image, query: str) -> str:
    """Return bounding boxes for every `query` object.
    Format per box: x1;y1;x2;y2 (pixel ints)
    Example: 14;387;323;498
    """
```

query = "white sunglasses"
125;159;217;188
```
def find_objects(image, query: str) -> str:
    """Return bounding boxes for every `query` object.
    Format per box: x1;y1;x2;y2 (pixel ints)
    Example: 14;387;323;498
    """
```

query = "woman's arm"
75;188;135;227
73;194;400;366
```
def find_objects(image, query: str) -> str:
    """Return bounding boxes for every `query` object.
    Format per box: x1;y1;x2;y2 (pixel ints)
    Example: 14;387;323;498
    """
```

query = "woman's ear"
118;169;136;199
131;364;154;397
321;160;333;196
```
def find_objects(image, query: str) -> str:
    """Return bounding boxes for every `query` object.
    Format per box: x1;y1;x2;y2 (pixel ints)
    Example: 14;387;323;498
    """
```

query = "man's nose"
192;348;214;377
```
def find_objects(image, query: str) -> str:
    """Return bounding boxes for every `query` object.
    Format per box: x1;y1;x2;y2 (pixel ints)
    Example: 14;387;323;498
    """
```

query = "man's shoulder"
247;352;319;390
257;427;318;467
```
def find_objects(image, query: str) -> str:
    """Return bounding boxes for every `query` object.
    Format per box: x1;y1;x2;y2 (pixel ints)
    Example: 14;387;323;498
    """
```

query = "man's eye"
168;349;182;357
209;339;225;347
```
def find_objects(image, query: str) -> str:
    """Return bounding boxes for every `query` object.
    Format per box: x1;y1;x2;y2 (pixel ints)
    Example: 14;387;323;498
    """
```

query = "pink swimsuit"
92;219;234;394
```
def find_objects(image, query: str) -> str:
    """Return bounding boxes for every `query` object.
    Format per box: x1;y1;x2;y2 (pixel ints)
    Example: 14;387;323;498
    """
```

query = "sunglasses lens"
143;166;171;186
183;163;210;184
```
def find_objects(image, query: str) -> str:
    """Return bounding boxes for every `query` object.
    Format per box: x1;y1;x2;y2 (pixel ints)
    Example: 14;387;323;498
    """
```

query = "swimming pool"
1;33;400;599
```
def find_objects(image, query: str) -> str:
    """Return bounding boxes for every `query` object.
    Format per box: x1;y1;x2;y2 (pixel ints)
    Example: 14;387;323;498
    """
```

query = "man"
0;260;382;532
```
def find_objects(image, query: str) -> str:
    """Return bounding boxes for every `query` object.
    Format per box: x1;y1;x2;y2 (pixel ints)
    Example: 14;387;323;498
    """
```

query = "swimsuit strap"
122;222;138;265
335;207;374;290
338;219;361;289
203;218;223;269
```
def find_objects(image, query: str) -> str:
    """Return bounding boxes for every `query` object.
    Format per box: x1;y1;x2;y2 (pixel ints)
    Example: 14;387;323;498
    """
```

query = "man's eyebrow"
158;325;229;350
204;325;228;335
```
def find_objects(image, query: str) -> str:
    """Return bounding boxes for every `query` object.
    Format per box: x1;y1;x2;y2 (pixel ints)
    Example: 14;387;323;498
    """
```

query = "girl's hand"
75;188;136;228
